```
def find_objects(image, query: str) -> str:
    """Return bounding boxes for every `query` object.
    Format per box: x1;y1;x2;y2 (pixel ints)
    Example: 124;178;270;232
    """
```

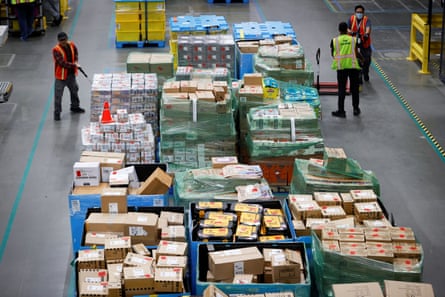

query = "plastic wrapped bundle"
290;159;380;195
312;232;423;297
173;166;271;203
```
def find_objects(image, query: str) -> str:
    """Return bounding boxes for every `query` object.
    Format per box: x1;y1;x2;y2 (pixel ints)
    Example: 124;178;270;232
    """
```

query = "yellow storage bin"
147;20;165;31
147;1;165;11
169;39;178;54
147;30;165;41
115;30;143;42
115;11;142;22
115;2;141;11
146;11;166;21
116;21;141;31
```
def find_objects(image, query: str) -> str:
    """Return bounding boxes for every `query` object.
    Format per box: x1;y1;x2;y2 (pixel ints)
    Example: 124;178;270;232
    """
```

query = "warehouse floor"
0;0;444;296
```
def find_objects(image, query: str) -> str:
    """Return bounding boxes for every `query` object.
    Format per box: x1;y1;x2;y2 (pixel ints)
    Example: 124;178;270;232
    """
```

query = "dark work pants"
54;74;80;115
359;46;372;81
15;3;35;39
337;68;360;112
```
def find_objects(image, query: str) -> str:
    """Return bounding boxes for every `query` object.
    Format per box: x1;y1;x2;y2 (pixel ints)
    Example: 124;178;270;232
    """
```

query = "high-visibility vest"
349;15;371;48
10;0;36;4
53;42;78;80
331;34;361;70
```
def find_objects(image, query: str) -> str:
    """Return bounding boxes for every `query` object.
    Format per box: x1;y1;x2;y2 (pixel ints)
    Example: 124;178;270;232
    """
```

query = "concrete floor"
0;0;444;296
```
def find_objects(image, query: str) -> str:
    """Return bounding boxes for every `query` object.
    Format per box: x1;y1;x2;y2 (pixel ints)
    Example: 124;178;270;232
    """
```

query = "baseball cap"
57;32;68;41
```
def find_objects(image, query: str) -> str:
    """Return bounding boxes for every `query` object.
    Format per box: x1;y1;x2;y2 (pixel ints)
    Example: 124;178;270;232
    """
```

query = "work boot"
70;107;85;113
332;110;346;118
54;112;61;121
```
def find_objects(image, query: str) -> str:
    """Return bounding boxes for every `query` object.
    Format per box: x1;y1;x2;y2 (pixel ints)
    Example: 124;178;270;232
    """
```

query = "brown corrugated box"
80;151;125;182
208;246;264;281
384;280;435;297
101;187;128;213
123;265;155;295
154;267;184;293
332;282;384;297
203;284;228;297
136;167;172;195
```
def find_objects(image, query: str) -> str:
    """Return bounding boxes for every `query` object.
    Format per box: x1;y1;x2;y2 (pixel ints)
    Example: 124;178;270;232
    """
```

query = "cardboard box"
132;243;151;256
101;187;128;213
73;161;101;186
237;41;259;53
77;249;106;271
110;166;139;188
78;281;108;296
85;213;128;234
78;269;108;284
124;252;154;267
233;274;254;284
332;282;384;297
124;265;155;296
154;267;184;292
208;246;264;281
157;255;187;272
157;240;188;258
136;167;172;195
243;73;263;86
125;212;159;245
108;263;123;283
161;225;186;242
84;231;122;246
159;211;184;225
271;253;300;283
80;151;125;182
211;156;238;169
203;285;228;297
104;236;132;262
384;280;435;297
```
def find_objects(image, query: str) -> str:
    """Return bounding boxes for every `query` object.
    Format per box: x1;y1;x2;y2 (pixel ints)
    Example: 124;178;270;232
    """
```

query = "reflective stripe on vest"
332;35;360;70
350;15;371;48
10;0;36;4
54;43;76;80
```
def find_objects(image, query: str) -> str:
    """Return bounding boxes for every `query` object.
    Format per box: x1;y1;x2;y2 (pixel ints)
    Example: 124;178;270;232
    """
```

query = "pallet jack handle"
78;66;93;84
316;48;321;92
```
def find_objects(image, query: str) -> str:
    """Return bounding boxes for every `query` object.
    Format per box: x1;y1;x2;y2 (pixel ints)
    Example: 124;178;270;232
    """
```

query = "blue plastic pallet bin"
188;199;297;295
193;241;311;297
68;193;169;252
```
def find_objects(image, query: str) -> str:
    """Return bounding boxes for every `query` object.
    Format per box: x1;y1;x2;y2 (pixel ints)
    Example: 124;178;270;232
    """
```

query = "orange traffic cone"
101;101;114;124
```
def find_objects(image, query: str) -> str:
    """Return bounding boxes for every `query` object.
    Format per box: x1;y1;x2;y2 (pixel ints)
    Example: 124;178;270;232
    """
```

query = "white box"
73;162;100;186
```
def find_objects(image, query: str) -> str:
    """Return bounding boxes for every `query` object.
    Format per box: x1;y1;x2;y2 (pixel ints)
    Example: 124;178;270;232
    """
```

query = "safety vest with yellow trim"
10;0;36;4
349;15;371;48
53;42;78;80
331;34;361;71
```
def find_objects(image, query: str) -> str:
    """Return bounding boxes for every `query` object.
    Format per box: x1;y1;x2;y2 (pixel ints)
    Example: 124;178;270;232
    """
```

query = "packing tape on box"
192;96;197;123
291;117;296;142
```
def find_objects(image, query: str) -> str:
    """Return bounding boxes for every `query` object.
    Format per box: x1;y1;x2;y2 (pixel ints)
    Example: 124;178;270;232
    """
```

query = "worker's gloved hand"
363;34;369;40
76;63;82;69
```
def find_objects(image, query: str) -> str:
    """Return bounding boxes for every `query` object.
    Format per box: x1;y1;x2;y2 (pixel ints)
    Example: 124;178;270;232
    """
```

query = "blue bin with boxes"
187;199;297;294
70;205;190;297
194;241;311;297
233;21;298;79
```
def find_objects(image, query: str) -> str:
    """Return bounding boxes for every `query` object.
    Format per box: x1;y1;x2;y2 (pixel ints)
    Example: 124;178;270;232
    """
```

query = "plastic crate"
188;200;297;294
193;241;311;297
116;21;142;31
115;30;143;42
233;22;267;40
235;46;255;79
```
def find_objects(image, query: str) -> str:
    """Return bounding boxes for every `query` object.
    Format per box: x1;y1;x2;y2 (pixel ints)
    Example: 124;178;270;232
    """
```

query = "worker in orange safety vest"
347;4;372;85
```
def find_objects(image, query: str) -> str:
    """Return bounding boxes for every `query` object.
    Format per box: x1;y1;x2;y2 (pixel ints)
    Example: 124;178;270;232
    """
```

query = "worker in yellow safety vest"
10;0;36;41
330;22;363;118
348;4;372;84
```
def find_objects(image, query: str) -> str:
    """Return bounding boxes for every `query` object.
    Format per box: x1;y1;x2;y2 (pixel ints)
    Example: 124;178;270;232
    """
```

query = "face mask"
356;13;363;19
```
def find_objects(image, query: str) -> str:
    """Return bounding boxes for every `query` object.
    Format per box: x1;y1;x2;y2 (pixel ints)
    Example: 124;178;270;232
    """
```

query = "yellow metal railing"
60;0;70;19
407;13;443;74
